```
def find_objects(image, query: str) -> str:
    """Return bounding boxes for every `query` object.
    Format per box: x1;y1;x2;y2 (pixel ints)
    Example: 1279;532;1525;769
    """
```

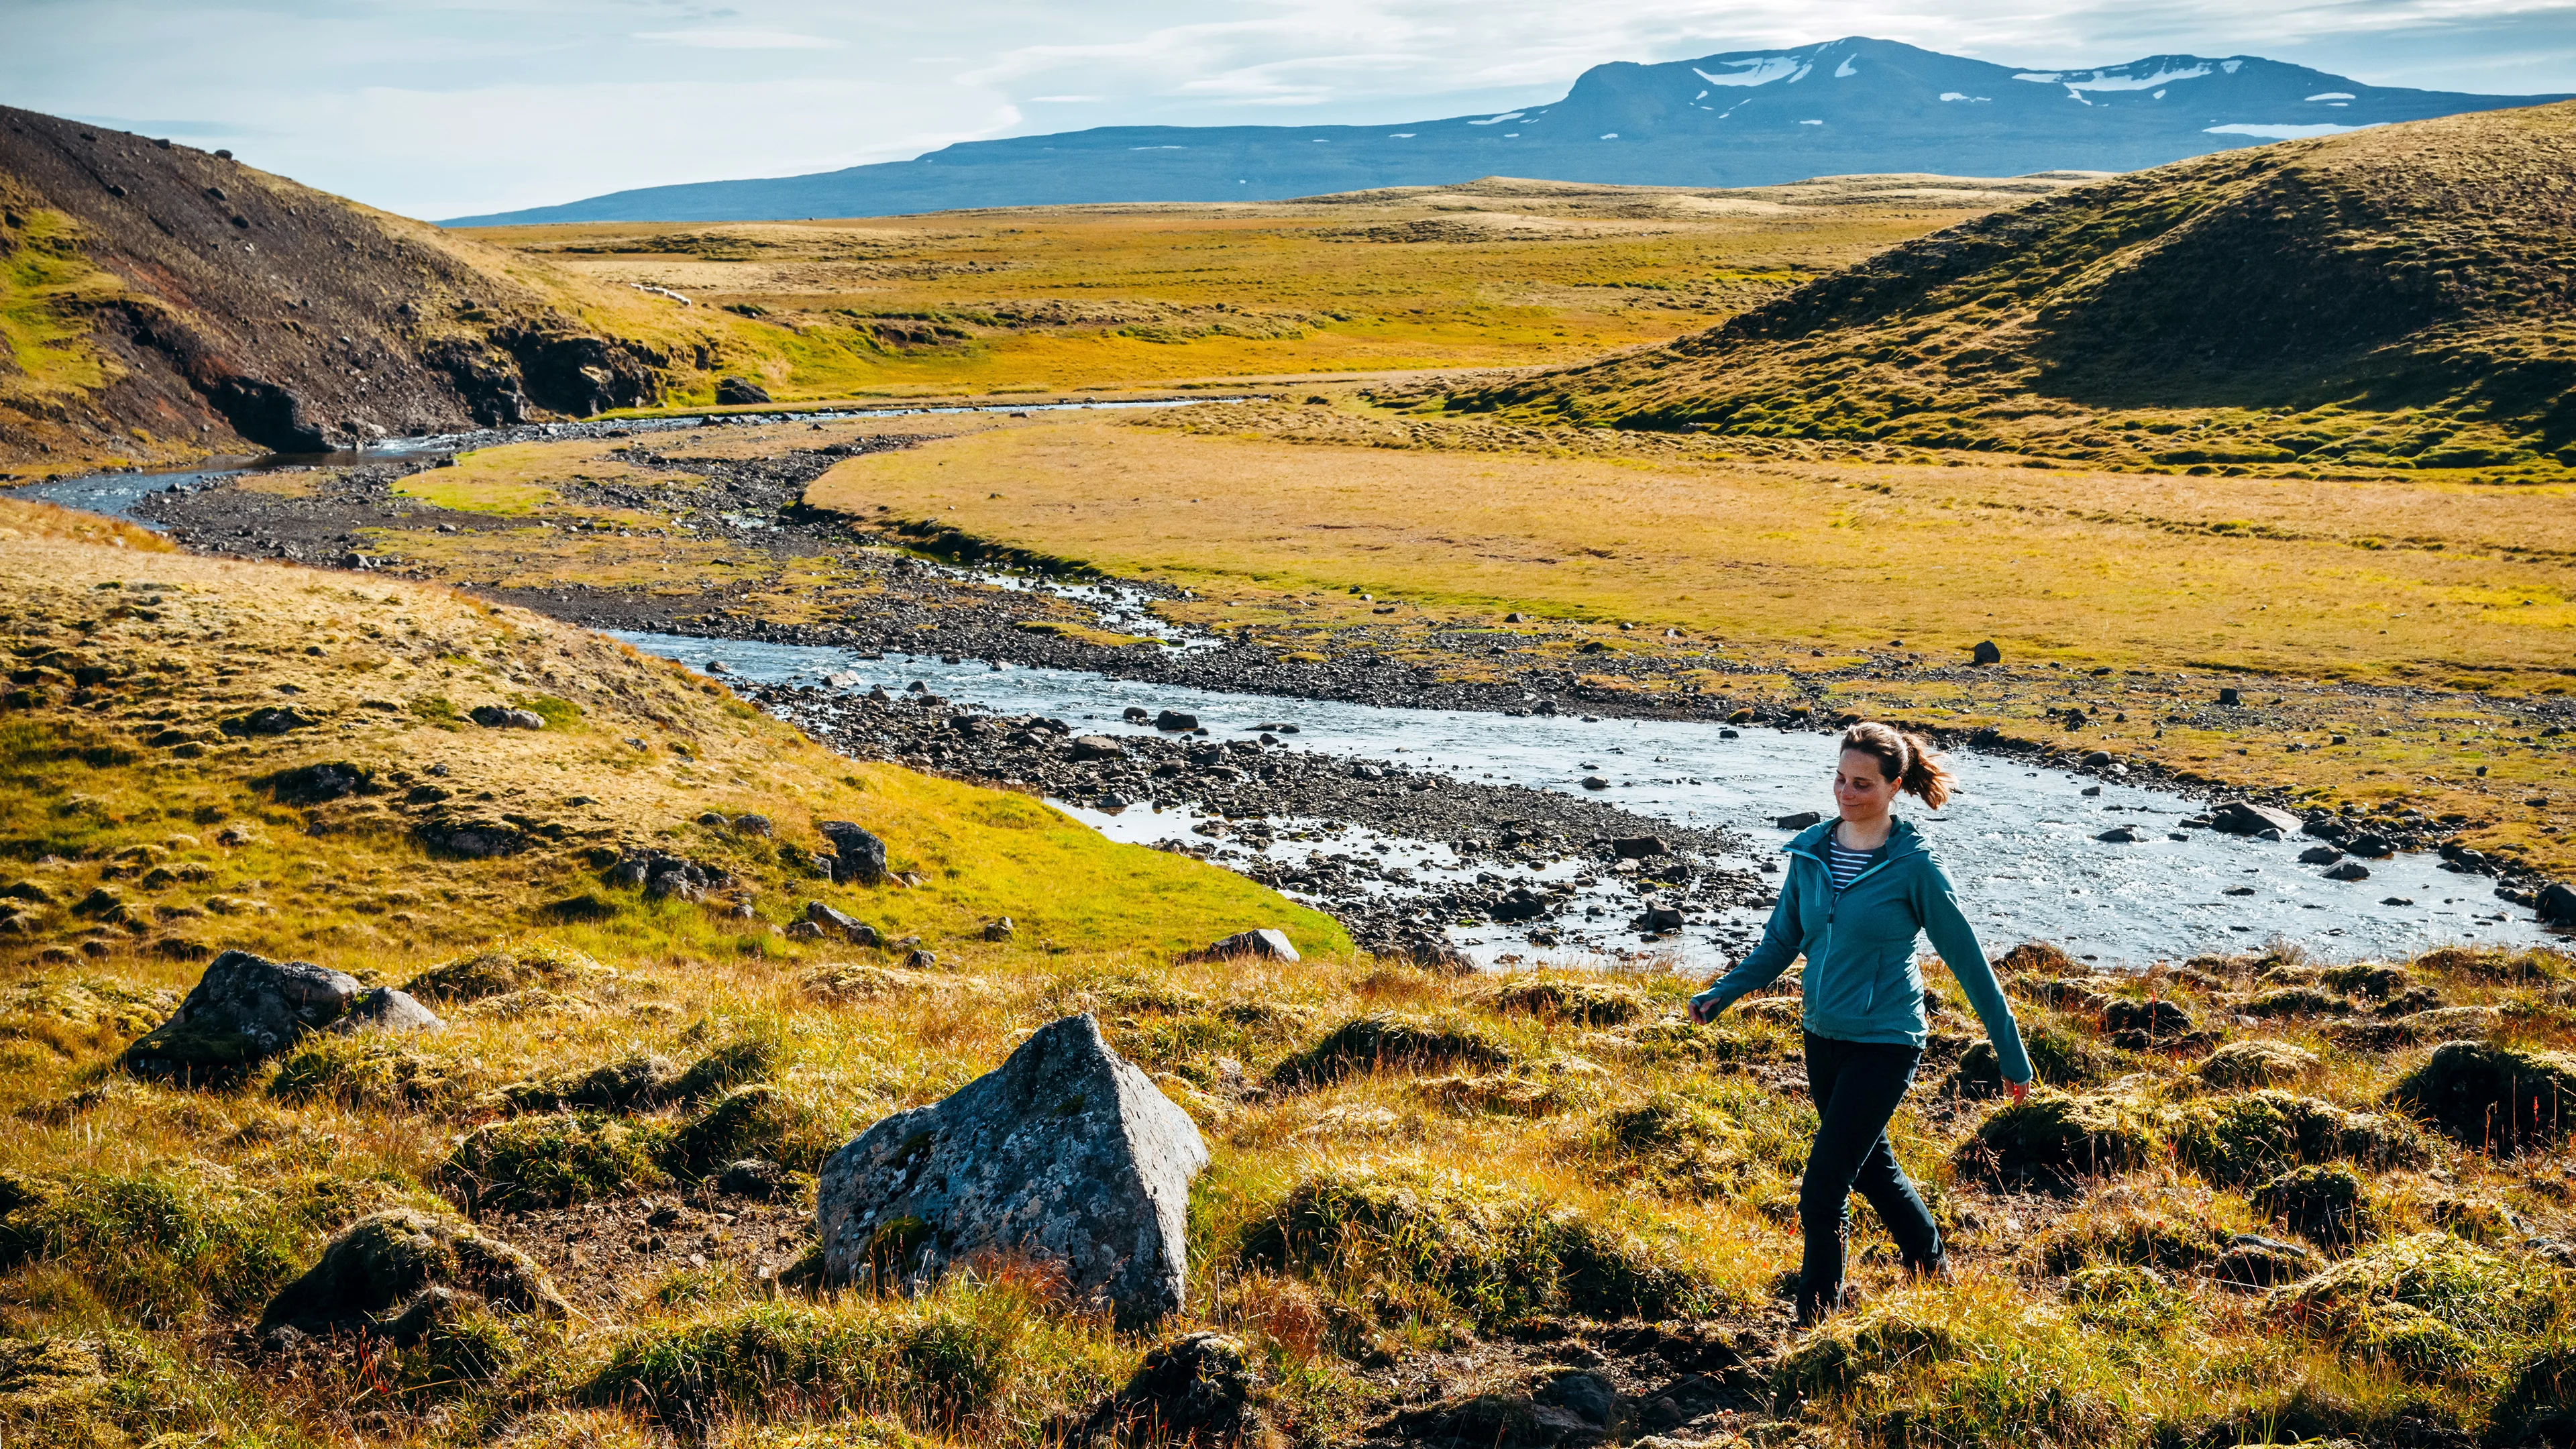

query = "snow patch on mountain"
2205;121;2372;138
1693;56;1803;87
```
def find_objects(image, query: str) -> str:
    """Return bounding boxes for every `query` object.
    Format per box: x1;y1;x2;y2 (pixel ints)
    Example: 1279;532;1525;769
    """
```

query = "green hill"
1444;102;2576;476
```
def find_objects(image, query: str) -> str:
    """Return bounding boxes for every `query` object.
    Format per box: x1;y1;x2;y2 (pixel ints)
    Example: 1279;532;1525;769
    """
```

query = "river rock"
1192;928;1300;963
1071;735;1126;761
2538;881;2576;924
715;376;771;405
2322;861;2372;881
2209;801;2300;837
1610;835;1669;859
816;820;887;884
817;1014;1210;1326
2096;826;2141;843
121;950;405;1078
1774;810;1823;830
1155;709;1199;731
2298;845;2345;865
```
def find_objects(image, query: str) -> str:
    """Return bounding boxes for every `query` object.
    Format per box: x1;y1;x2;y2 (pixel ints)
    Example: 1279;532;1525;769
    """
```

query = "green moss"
2038;1210;2231;1274
1268;1016;1510;1089
438;1112;670;1212
2385;1038;2576;1153
2169;1089;2426;1186
1955;1092;2158;1191
1772;1306;1961;1406
2252;1164;2378;1250
1470;975;1651;1026
661;1084;833;1181
2265;1232;2569;1379
269;1035;477;1111
402;937;614;1006
1236;1163;1727;1332
0;1168;311;1323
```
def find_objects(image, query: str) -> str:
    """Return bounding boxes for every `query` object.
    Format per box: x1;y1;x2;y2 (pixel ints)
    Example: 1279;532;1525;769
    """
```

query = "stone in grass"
1954;1092;2157;1193
815;820;887;885
2210;1233;2318;1291
2254;1163;2377;1250
468;704;545;730
121;950;440;1081
2386;1039;2576;1152
818;1014;1209;1328
1188;928;1300;964
258;1208;566;1347
714;375;771;405
1064;1332;1259;1446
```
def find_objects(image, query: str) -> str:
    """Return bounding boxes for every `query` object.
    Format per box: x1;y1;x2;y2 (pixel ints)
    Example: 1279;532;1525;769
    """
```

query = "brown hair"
1839;722;1954;808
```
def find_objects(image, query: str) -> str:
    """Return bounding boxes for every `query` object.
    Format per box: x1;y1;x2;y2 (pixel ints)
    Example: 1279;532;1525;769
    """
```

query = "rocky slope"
1440;102;2576;474
0;105;738;476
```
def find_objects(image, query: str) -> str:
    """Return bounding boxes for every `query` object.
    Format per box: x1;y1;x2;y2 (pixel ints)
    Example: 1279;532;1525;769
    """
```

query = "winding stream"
622;632;2558;967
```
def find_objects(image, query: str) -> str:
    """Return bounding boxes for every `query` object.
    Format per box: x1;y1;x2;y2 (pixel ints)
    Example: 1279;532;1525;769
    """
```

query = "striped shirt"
1825;830;1879;892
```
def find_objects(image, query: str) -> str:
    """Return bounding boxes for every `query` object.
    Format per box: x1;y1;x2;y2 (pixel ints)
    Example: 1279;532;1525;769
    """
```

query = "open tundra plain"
1;93;2575;1449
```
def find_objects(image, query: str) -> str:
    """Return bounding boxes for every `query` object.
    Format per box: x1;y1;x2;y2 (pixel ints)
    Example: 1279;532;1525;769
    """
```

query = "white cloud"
1028;94;1105;102
635;28;843;49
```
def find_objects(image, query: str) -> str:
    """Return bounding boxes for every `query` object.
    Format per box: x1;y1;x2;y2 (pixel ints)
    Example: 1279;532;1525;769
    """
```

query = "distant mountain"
1441;103;2576;473
445;37;2569;226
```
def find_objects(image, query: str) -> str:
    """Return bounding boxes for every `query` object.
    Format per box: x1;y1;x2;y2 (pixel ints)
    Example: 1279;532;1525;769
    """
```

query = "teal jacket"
1692;818;2032;1083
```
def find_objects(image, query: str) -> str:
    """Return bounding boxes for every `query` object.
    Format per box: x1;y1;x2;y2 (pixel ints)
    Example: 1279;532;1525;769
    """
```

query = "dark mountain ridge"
447;36;2568;225
0;105;716;475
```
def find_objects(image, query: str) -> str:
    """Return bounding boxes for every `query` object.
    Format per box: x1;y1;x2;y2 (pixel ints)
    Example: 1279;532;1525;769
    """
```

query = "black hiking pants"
1797;1031;1940;1322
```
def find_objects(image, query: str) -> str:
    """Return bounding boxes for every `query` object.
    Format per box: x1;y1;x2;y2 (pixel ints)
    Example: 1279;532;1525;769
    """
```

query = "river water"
619;631;2557;968
25;415;2557;969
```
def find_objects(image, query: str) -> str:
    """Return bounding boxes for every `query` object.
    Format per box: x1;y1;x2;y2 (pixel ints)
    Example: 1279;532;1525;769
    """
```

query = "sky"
9;0;2575;220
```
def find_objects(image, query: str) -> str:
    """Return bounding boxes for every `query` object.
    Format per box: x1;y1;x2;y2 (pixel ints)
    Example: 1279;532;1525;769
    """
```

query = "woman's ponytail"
1840;722;1955;809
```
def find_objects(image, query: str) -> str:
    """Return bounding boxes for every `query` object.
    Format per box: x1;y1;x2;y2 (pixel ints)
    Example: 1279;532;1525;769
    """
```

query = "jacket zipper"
1789;843;1901;1005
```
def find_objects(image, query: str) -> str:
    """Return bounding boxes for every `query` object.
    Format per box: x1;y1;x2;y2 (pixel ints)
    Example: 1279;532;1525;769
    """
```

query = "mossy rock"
1269;1015;1510;1089
663;1084;831;1181
1955;1091;2158;1191
2194;1040;2320;1090
1772;1307;1961;1408
2170;1089;2426;1186
1471;975;1650;1026
1236;1163;1725;1330
404;938;612;1006
2319;963;2415;1000
2039;1209;2232;1274
2411;945;2571;984
2253;1164;2378;1250
270;1035;477;1110
1944;1027;2112;1097
259;1208;566;1334
0;1337;110;1426
2264;1232;2562;1368
438;1113;669;1212
2385;1039;2576;1153
2242;986;2355;1018
498;1038;777;1116
1589;1093;1754;1197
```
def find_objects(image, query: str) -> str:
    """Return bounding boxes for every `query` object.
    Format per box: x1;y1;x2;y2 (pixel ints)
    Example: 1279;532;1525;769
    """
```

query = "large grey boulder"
121;950;440;1079
816;820;887;884
818;1014;1208;1327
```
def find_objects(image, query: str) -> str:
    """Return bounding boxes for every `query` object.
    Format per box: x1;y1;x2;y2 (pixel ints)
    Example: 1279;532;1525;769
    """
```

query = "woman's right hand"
1688;994;1719;1024
2007;1079;2032;1104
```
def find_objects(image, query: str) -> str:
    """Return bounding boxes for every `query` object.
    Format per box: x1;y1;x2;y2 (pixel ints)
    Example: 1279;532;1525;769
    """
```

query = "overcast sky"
10;0;2574;219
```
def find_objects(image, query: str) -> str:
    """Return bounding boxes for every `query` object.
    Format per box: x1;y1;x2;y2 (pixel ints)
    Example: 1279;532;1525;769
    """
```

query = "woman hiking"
1690;722;2032;1326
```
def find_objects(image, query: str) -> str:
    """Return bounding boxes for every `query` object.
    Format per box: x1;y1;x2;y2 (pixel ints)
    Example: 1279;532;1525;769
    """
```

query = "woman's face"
1834;749;1899;820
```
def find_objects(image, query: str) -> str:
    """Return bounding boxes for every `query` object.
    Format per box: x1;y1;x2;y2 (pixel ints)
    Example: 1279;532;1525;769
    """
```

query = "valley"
3;88;2575;1449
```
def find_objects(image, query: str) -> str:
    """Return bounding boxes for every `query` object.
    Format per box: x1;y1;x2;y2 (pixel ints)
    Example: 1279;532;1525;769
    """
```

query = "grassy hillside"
460;174;2084;404
1444;103;2576;480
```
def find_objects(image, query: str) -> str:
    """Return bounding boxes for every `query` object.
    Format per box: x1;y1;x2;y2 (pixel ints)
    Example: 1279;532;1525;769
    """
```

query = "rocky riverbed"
751;676;1766;965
